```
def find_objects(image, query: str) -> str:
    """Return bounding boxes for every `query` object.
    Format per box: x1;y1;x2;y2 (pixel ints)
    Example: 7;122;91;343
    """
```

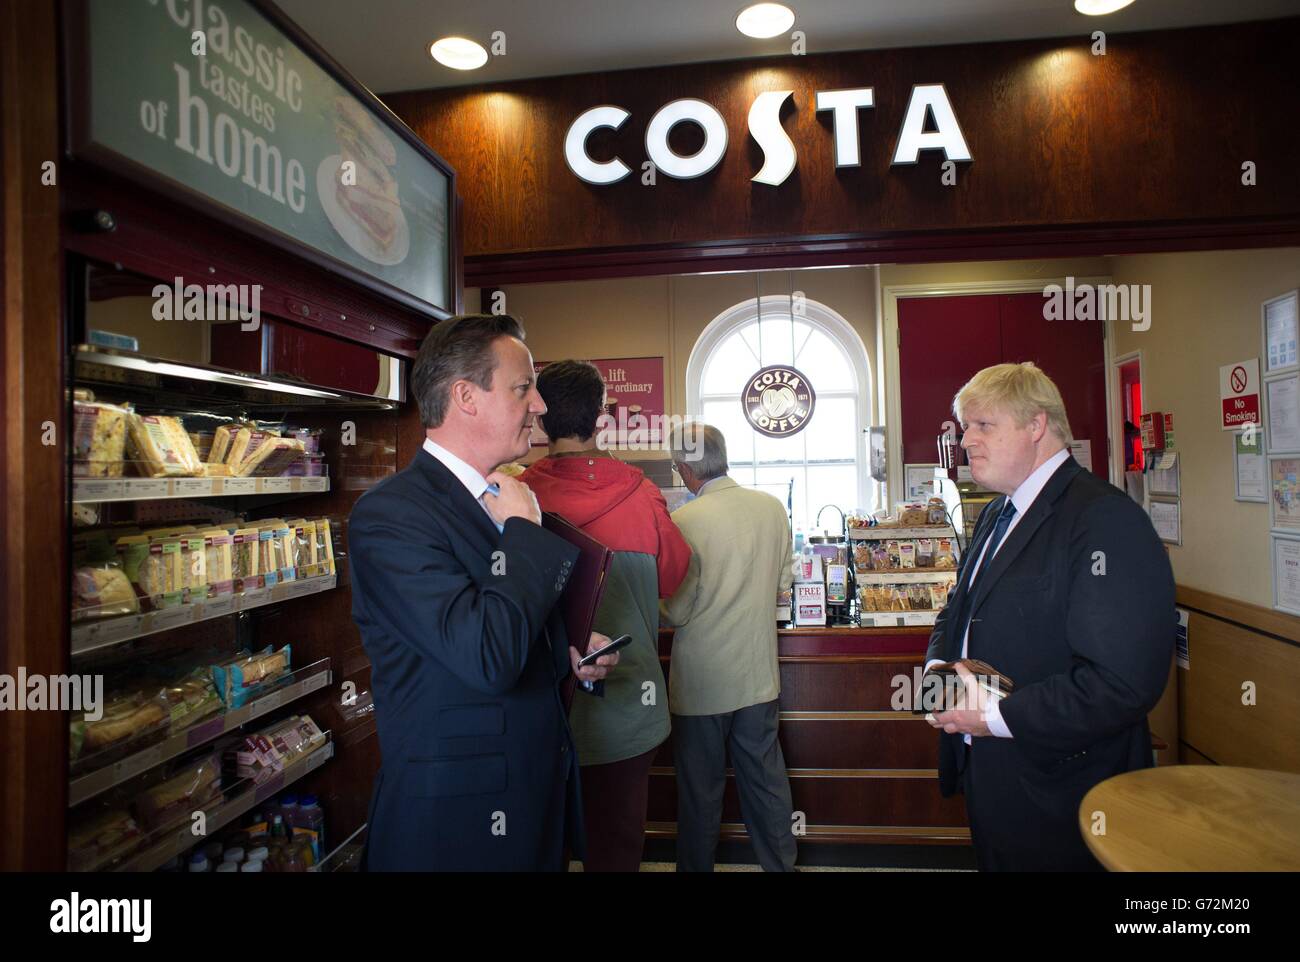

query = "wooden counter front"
648;627;970;846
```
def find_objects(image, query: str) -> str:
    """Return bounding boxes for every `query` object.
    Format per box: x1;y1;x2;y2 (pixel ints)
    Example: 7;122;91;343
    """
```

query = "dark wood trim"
466;216;1300;287
60;0;459;320
1;0;68;871
1176;585;1300;648
643;821;971;845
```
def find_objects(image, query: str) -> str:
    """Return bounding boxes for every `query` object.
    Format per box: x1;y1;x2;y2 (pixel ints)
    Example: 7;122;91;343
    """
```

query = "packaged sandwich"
67;805;144;872
133;752;222;832
72;400;131;477
203;462;232;478
178;533;207;597
223;426;263;468
71;689;170;767
208;423;239;465
202;528;234;594
188;430;216;463
126;414;204;477
115;535;178;608
257;528;282;586
235;436;306;477
231;527;261;590
315;519;335;576
72;563;139;621
212;645;291;709
161;669;222;732
288;519;317;574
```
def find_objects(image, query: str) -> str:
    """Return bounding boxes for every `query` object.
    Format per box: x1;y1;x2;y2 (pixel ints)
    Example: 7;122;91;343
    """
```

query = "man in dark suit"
348;313;619;871
924;362;1174;871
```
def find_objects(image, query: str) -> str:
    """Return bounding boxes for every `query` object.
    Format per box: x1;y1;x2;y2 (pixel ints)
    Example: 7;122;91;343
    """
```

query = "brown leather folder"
913;659;1017;714
542;511;614;712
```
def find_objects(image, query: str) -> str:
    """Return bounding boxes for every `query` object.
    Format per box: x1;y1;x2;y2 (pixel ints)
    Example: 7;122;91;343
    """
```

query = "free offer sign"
1220;358;1260;430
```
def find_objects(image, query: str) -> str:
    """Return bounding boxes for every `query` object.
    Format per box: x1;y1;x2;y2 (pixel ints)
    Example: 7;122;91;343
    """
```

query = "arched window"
685;294;875;533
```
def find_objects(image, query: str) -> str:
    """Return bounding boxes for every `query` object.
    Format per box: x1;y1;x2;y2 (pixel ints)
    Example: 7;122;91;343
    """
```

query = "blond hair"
953;362;1073;444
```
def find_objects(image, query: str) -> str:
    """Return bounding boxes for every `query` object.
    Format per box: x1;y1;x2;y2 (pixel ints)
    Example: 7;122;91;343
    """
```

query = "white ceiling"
276;0;1300;94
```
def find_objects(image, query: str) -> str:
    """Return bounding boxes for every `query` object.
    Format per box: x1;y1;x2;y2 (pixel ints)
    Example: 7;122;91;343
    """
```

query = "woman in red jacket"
522;360;691;872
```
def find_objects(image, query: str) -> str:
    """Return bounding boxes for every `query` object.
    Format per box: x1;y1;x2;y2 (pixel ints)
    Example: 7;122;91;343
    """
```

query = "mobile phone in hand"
578;634;632;667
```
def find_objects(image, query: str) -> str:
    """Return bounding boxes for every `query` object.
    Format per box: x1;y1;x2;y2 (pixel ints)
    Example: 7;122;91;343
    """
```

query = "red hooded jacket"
522;454;690;598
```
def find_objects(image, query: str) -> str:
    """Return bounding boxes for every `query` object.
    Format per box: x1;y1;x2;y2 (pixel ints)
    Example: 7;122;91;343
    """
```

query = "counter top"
659;624;932;657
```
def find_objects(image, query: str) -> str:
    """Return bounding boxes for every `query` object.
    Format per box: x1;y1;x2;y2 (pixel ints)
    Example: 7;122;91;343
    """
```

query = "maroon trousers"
577;745;658;872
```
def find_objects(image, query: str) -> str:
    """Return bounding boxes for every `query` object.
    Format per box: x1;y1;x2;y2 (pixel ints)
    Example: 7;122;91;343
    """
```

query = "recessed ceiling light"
429;36;488;70
1074;0;1136;14
736;3;796;39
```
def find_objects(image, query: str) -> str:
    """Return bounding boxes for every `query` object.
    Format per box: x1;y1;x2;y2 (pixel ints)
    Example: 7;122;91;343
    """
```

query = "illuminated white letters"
564;105;632;185
815;88;875;167
644;98;728;180
748;90;796;185
891;84;972;165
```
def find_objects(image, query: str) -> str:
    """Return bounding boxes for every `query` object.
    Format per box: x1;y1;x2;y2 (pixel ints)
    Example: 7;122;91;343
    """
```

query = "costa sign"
743;365;816;438
564;84;972;187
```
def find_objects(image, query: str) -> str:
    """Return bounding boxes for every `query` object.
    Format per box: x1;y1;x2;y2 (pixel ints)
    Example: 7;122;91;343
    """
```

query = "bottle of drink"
279;794;300;830
297;794;325;861
793;525;805;554
270;814;287;839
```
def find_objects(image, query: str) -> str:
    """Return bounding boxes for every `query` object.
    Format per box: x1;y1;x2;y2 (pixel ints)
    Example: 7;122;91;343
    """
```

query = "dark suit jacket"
925;456;1175;870
348;450;585;871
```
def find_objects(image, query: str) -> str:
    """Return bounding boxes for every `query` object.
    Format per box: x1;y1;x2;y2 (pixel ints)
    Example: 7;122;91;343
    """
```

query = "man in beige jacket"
661;423;796;872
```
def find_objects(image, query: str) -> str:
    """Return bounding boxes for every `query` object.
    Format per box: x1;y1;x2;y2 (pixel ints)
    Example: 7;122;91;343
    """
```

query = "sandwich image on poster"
318;97;410;265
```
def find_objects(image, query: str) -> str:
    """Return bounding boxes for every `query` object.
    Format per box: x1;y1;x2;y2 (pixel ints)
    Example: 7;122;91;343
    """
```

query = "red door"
898;292;1107;480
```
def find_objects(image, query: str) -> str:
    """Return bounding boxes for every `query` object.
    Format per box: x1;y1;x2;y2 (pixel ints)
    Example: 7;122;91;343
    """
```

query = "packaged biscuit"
235;437;306;477
126;414;204;477
929;583;950;610
72;400;131;478
898;503;928;526
870;544;889;570
72;563;139;621
885;540;901;570
934;538;957;569
853;544;873;572
899;542;916;569
908;585;930;610
927;498;947;525
231;527;262;589
202;528;234;594
916;539;935;568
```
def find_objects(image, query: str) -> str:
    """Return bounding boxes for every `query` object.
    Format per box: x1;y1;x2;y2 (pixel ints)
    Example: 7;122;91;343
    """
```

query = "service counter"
649;626;970;846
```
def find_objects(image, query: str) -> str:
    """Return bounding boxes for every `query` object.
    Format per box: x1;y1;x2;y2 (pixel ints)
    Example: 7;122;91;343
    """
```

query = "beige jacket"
660;476;793;716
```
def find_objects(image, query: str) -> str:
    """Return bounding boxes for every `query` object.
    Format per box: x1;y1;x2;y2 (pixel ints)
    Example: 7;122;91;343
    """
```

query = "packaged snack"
898;503;928;526
188;430;216;463
265;714;325;763
72;400;130;478
223;426;263;467
290;428;322;455
126;414;204;477
852;544;873;572
927;498;947;525
68;806;144;872
899;542;916;569
282;454;325;477
885;540;901;569
134;753;222;832
202;528;234;594
203;463;232;478
908;585;929;610
870;544;889;571
116;535;180;608
916;539;935;568
289;520;317;574
72;563;139;621
934;538;957;569
257;528;282;586
929;583;951;610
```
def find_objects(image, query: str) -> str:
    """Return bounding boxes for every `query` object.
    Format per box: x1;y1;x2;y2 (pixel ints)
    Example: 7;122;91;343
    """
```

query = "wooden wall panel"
1;0;66;872
385;17;1300;278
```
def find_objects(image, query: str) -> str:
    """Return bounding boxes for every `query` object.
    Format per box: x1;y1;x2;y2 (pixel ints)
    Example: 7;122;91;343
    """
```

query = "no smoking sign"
1219;358;1260;430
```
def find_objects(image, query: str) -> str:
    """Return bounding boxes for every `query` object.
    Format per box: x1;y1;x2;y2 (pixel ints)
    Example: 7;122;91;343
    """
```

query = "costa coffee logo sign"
743;365;816;438
564;84;971;187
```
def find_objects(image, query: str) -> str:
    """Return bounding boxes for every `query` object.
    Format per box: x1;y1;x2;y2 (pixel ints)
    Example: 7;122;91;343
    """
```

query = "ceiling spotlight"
1074;0;1136;14
429;36;488;70
736;3;796;39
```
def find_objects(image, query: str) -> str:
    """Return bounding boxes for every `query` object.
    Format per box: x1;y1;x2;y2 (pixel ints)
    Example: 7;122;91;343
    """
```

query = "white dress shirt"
929;447;1071;739
422;437;503;533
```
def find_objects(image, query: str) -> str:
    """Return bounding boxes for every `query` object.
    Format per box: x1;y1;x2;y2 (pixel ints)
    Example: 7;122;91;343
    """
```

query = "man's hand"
570;631;620;684
926;661;992;737
484;472;542;526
